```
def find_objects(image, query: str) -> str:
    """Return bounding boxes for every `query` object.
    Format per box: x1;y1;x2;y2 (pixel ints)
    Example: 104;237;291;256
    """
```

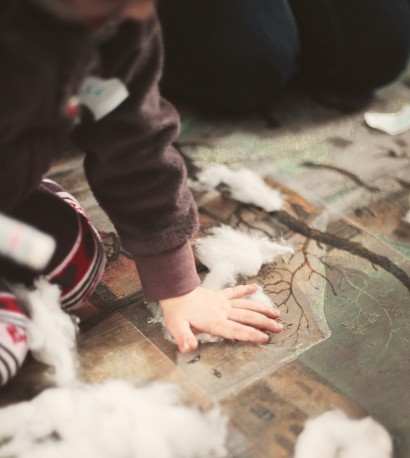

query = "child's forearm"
134;242;200;302
71;16;201;299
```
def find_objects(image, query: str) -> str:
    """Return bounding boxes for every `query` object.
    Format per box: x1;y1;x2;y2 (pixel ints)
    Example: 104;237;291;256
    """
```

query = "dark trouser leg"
288;0;410;93
158;0;300;113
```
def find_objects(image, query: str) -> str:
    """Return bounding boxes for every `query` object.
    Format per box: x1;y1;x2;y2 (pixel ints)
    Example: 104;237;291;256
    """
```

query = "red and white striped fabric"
0;293;28;387
42;179;106;312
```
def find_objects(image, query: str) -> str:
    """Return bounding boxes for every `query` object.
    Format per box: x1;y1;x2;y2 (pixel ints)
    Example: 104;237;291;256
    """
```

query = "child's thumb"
168;319;198;354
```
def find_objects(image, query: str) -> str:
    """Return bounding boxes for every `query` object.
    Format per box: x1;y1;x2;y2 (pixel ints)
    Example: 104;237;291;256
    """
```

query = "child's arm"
160;284;283;353
72;14;201;303
71;14;283;347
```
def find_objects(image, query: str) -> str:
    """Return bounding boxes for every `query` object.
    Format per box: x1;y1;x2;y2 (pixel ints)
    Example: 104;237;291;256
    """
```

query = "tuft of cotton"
0;379;228;458
294;409;393;458
14;278;77;386
196;225;293;291
247;285;277;310
195;164;283;212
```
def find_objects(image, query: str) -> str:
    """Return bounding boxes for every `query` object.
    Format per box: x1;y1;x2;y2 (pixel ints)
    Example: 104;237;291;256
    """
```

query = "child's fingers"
165;319;198;354
221;284;258;300
227;308;283;333
230;299;280;318
210;319;270;344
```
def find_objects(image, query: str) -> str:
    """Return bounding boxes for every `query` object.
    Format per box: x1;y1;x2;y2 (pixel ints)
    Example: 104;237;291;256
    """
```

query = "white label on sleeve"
79;76;129;121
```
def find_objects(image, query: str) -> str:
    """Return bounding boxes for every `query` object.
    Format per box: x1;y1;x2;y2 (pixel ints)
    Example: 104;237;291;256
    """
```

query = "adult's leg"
289;0;410;93
158;0;300;113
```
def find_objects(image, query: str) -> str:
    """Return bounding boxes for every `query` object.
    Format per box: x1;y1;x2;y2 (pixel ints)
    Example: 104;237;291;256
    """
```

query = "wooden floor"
1;72;409;457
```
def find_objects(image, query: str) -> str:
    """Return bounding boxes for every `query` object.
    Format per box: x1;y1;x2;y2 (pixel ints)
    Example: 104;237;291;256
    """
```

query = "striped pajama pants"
0;180;105;386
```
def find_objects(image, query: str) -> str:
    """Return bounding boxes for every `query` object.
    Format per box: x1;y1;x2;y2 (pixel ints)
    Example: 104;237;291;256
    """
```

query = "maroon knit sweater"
0;0;200;300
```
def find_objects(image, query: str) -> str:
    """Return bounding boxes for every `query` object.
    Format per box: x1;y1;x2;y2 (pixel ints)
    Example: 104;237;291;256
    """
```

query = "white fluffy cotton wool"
196;225;293;291
246;285;276;309
194;164;283;212
0;380;228;458
294;409;393;458
14;278;77;386
3;280;229;458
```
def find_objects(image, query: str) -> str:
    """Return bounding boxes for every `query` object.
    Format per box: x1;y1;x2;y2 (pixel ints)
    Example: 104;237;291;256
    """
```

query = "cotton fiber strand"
196;225;293;291
14;278;77;386
294;409;393;458
0;379;228;458
195;164;283;212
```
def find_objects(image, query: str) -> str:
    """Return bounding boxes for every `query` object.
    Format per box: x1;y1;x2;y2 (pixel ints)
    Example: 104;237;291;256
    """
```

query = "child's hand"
159;284;283;353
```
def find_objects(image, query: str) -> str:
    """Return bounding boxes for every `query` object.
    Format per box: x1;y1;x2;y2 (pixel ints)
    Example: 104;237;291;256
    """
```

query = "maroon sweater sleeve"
72;16;200;301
